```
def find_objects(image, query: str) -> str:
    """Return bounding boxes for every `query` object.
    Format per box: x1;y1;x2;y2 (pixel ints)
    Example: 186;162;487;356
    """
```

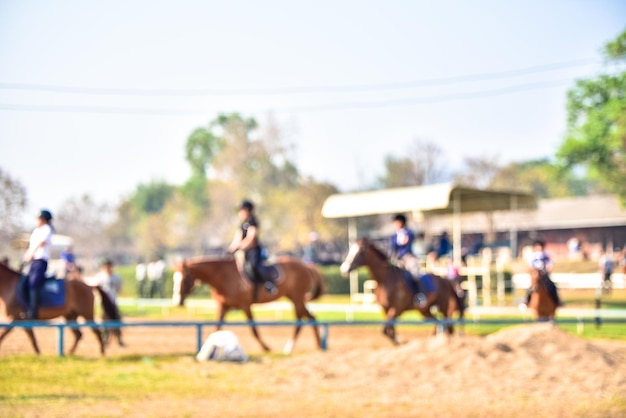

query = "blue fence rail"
2;316;626;357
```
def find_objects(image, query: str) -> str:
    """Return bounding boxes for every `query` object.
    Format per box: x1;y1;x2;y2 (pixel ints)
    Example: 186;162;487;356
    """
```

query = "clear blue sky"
1;1;625;216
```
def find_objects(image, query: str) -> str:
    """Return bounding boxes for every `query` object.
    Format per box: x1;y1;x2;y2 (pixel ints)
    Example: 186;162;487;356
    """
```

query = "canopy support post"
452;189;462;267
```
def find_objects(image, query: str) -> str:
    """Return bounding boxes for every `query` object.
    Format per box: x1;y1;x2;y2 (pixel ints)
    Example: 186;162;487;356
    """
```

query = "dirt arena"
2;320;626;417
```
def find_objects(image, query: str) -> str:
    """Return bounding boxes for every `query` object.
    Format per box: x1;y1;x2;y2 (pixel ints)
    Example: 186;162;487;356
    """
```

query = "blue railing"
2;316;625;356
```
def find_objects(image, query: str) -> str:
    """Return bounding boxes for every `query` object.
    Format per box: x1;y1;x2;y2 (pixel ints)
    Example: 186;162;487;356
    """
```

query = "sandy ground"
2;320;626;417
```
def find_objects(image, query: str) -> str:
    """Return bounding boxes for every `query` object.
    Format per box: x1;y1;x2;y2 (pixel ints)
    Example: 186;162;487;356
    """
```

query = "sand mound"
271;323;626;412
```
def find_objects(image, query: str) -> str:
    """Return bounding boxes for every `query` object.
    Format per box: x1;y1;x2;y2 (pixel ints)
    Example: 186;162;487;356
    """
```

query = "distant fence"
512;273;626;290
3;310;626;357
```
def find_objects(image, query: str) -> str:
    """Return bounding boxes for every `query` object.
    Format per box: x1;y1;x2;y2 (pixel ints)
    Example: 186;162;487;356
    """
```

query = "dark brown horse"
340;238;465;344
0;262;121;355
173;255;325;353
528;267;557;320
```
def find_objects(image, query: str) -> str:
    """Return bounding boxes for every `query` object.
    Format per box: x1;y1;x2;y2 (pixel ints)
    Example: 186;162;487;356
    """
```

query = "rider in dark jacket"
228;200;277;301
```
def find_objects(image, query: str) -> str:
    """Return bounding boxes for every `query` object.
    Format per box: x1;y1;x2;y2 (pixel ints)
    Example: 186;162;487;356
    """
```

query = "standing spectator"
598;249;615;291
618;247;626;274
22;209;54;319
436;231;451;260
135;258;147;298
95;259;122;303
303;232;319;264
60;245;77;278
94;258;124;347
147;256;166;299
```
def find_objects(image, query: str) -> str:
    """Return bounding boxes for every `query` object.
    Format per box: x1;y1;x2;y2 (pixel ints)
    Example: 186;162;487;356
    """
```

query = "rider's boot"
27;287;39;320
411;275;427;307
413;291;427;307
264;280;277;295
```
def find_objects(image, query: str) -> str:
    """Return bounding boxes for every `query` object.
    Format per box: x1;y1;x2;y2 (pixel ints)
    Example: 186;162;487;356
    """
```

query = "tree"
55;194;111;265
0;167;27;257
185;126;222;177
130;181;175;215
455;155;502;189
490;158;600;198
378;139;446;188
556;28;626;204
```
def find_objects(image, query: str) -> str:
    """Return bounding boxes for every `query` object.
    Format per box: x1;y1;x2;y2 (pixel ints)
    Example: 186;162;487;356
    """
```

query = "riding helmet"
38;209;53;221
239;200;254;211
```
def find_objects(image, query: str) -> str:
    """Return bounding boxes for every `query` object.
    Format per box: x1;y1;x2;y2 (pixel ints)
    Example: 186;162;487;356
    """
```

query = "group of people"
135;257;167;299
20;202;571;319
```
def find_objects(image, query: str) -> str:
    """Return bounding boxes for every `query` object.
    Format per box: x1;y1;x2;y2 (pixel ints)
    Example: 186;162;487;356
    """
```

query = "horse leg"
68;327;83;355
440;297;455;335
243;307;270;352
24;328;41;354
5;325;41;354
383;308;400;345
0;326;15;351
284;303;321;354
92;323;106;355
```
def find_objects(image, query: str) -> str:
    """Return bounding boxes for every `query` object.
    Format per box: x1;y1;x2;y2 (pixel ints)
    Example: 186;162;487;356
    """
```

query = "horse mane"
0;261;20;276
361;238;390;263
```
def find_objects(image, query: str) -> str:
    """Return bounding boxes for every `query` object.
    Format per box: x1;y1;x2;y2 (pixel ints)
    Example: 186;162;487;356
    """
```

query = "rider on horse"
229;200;277;301
22;209;54;320
525;239;563;307
389;214;431;307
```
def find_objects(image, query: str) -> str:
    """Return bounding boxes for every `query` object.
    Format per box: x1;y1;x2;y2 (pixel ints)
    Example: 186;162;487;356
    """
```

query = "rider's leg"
545;276;562;306
401;255;426;306
26;259;47;319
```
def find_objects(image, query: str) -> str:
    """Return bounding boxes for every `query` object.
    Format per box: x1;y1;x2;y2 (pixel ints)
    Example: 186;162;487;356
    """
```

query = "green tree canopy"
130;181;175;215
557;28;626;203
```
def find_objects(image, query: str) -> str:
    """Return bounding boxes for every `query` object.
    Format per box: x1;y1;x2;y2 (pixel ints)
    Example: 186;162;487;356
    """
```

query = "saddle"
17;275;66;309
401;270;436;297
243;262;280;284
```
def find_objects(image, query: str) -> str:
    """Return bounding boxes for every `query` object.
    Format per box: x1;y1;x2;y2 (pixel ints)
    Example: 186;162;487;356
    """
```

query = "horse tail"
453;279;466;318
94;286;122;321
306;264;325;301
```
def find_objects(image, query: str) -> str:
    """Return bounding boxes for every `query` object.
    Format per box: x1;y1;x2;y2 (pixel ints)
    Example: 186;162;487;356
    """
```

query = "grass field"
2;288;625;417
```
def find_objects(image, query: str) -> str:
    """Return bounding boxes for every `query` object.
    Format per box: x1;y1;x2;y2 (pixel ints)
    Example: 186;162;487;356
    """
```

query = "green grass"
0;354;242;415
110;289;626;343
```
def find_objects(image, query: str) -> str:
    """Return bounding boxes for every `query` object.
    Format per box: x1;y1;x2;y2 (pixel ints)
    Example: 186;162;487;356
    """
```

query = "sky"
1;1;625;218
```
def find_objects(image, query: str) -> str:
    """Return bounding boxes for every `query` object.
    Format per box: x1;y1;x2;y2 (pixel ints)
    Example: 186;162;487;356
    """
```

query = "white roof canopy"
322;182;536;218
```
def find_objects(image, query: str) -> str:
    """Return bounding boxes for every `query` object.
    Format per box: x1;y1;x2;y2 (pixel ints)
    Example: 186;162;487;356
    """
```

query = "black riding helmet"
239;200;254;211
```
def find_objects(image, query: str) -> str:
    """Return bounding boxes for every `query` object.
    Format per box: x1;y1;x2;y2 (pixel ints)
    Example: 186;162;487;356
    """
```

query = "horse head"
529;266;545;290
172;260;195;306
340;238;372;276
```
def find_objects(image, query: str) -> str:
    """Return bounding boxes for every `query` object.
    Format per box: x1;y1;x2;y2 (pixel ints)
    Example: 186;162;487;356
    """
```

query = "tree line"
1;28;624;268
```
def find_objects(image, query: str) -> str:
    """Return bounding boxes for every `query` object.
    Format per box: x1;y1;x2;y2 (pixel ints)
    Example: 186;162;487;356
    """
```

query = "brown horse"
173;255;325;353
0;262;121;355
528;267;557;320
340;238;465;344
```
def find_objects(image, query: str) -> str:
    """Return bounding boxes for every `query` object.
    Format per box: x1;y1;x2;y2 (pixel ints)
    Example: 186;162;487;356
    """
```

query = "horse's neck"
191;260;241;295
0;265;19;305
364;254;394;285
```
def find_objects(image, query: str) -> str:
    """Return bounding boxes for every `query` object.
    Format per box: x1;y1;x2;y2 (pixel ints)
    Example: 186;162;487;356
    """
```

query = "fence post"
57;324;65;356
320;324;328;350
196;324;203;353
482;248;492;307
